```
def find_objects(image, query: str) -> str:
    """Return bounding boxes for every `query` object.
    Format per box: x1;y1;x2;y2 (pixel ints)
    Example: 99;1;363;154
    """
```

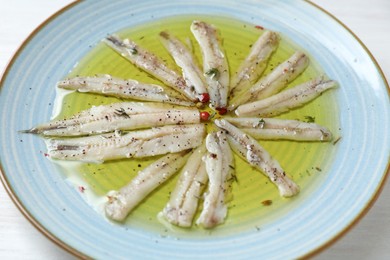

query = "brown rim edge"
0;0;389;259
0;0;90;259
301;0;390;259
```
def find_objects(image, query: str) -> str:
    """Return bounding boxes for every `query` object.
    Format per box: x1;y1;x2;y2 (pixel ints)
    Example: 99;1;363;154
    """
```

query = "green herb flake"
208;111;217;120
205;68;220;79
333;136;342;145
114;107;130;118
304;115;315;123
258;118;266;128
130;47;138;55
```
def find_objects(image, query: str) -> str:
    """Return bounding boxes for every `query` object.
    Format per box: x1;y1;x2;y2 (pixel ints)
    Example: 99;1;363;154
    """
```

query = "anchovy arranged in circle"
23;20;339;229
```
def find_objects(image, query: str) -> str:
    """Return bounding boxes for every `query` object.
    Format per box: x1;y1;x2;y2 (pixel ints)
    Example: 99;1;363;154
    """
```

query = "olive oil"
53;15;339;238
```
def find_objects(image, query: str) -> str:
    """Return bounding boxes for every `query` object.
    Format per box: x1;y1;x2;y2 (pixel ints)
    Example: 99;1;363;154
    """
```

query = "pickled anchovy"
235;77;337;117
229;51;309;109
104;35;197;101
225;117;332;141
46;124;205;163
57;75;193;106
24;102;200;136
215;119;299;197
161;143;208;227
105;150;191;221
159;31;208;102
230;31;279;99
191;21;229;112
196;131;234;228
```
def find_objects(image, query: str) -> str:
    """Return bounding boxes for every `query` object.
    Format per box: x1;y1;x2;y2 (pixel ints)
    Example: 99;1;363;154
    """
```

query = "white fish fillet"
225;117;332;141
25;102;200;136
230;31;279;99
196;131;234;228
105;150;191;221
229;51;309;109
191;21;229;111
104;35;197;101
57;75;193;106
160;31;208;101
215;119;299;197
46;124;206;163
235;77;337;117
161;143;208;227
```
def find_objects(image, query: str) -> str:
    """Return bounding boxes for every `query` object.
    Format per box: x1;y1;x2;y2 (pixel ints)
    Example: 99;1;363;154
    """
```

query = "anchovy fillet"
215;119;299;197
229;31;279;100
104;35;196;101
224;117;332;141
235;77;337;117
57;75;193;106
46;124;205;163
105;150;191;221
196;131;234;228
229;51;309;109
161;143;208;227
25;102;200;136
159;31;208;101
191;21;229;110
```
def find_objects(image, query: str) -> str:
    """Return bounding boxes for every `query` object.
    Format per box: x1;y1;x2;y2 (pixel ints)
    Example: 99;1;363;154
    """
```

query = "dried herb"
304;115;315;123
258;118;266;128
114;108;130;118
205;68;220;79
130;47;138;55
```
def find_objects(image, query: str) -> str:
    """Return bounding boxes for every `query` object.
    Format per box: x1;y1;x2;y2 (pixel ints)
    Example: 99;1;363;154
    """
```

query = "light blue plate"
0;0;389;258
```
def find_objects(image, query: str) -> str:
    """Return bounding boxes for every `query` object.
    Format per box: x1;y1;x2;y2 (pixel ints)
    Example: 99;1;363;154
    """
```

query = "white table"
0;1;389;259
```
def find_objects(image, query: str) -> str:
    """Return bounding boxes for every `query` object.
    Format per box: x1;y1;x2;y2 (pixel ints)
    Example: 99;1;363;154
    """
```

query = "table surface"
0;0;389;259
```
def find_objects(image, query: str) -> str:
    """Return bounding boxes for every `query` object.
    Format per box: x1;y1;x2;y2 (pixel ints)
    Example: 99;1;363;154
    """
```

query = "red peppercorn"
216;107;228;115
199;93;210;103
200;111;210;121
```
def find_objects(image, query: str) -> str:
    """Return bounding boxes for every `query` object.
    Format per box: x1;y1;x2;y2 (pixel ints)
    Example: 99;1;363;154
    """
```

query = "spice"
258;118;266;128
199;93;210;103
210;153;217;159
216;107;228;115
114;108;130;118
205;68;220;79
261;199;272;206
304;115;315;123
130;47;138;55
255;25;264;30
200;111;211;121
333;136;342;145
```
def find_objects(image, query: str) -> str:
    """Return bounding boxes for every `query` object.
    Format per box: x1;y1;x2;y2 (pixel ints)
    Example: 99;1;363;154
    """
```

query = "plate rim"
0;2;89;258
300;1;390;258
0;0;389;259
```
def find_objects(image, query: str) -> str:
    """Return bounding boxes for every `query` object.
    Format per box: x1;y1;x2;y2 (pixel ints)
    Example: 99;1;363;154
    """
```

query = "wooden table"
1;1;389;259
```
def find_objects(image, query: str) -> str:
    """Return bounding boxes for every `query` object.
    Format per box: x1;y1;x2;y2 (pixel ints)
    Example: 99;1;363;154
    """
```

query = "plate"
0;0;389;258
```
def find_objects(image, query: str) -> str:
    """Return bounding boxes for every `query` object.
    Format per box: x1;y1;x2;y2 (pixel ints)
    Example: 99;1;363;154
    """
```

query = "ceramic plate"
1;0;389;259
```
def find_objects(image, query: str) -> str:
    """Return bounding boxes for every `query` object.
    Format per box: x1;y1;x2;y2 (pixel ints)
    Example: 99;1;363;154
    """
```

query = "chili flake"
255;25;264;30
79;186;86;193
